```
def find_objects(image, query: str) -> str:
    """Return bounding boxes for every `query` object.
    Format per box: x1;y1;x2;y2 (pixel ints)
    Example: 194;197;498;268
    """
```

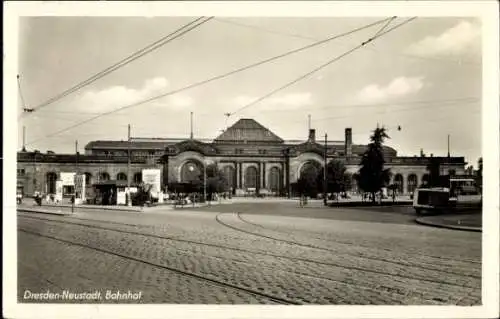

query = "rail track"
215;212;481;280
18;211;480;292
18;226;297;305
236;212;481;264
21;214;434;304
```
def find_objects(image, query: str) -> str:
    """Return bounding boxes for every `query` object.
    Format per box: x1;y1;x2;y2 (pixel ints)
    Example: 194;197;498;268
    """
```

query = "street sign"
60;172;76;186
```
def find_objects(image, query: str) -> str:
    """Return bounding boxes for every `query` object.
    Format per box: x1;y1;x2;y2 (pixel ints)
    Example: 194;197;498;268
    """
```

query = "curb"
37;204;142;212
17;208;70;216
415;217;482;232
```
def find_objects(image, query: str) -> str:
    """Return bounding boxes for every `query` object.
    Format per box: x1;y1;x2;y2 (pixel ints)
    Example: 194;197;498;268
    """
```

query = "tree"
205;164;228;200
357;126;392;203
298;168;320;198
319;160;351;200
132;183;153;206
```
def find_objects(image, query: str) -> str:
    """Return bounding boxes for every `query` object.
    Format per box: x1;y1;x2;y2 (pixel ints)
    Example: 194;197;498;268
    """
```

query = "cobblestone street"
17;204;482;305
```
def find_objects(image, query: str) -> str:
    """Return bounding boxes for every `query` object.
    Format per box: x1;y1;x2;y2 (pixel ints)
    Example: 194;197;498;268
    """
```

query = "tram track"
18;212;480;291
215;212;481;281
236;212;481;265
17;215;474;304
18;227;297;305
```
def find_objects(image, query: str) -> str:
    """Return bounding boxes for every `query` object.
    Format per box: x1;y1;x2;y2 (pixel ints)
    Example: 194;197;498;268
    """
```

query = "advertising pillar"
142;169;161;199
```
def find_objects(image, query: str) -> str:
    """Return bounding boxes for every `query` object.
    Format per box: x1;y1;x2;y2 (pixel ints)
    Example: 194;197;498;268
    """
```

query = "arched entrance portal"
299;161;321;180
297;160;322;197
244;166;258;190
180;160;204;184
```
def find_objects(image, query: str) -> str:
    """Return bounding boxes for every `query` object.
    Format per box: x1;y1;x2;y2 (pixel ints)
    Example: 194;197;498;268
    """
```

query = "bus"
413;177;481;215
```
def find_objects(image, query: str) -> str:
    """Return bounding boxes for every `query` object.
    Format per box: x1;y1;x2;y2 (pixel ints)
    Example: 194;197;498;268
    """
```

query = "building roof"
85;140;176;150
214;119;284;143
286;139;345;146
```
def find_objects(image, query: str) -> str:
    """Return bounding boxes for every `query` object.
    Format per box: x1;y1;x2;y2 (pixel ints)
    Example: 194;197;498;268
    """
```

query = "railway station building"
17;118;467;198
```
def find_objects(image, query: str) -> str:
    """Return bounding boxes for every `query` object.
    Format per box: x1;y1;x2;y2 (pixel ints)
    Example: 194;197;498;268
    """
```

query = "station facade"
17;118;467;197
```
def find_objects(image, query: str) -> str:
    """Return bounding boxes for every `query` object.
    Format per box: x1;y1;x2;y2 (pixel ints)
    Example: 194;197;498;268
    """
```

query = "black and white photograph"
3;1;499;319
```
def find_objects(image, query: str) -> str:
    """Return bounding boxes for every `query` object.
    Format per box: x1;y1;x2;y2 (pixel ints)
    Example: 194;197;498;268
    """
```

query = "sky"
17;16;482;167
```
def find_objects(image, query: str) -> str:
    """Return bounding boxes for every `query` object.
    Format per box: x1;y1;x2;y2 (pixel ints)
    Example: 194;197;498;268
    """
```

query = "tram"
413;177;481;215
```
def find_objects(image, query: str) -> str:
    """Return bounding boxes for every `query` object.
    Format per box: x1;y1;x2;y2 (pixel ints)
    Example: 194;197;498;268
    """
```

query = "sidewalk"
16;199;233;214
18;203;143;212
17;206;70;216
229;195;413;205
415;213;482;232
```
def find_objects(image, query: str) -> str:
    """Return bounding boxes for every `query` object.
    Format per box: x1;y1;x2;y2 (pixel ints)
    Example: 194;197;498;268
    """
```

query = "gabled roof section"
214;118;284;143
170;139;218;156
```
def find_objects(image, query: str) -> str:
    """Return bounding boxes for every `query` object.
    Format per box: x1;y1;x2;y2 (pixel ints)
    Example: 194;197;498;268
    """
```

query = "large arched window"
269;167;281;192
181;161;203;183
46;172;58;194
244;166;258;189
394;174;404;194
133;172;142;184
116;172;127;181
84;172;92;185
99;172;110;182
407;174;418;194
222;166;236;190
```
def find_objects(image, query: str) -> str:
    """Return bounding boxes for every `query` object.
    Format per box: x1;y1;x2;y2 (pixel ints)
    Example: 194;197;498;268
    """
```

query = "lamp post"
204;162;207;204
323;133;328;206
127;124;132;207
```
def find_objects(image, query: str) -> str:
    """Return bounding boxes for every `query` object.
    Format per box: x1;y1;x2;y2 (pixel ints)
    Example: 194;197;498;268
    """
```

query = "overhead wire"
371;16;396;38
228;17;417;116
17;75;27;110
27;96;479;143
31;96;478;119
24;16;213;114
308;98;479;124
213;18;318;42
215;17;480;67
217;96;480;116
24;17;394;146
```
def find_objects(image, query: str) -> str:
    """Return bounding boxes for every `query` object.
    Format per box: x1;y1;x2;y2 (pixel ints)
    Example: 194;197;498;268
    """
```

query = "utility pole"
323;133;328;206
447;134;450;158
308;114;311;131
71;140;78;213
203;161;207;204
127;124;132;206
22;126;27;152
75;140;79;173
190;112;194;140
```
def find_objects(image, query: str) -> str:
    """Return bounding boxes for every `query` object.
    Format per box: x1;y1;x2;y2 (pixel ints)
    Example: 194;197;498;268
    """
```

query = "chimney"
308;129;316;143
345;128;352;157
